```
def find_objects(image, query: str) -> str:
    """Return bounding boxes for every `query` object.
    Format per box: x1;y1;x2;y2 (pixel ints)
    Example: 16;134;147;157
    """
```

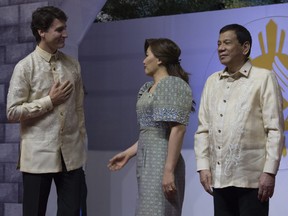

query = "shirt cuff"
263;160;280;175
196;158;210;171
40;96;53;112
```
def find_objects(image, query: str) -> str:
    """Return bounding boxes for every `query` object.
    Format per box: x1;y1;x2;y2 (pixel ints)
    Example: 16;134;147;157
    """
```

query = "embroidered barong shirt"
194;60;284;188
7;46;87;173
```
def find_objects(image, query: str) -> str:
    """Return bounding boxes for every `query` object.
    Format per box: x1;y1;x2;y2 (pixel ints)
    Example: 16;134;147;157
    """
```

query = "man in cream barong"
6;6;87;216
194;24;284;216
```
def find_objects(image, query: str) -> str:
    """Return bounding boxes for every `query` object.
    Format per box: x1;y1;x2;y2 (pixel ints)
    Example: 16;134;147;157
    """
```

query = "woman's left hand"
162;169;177;200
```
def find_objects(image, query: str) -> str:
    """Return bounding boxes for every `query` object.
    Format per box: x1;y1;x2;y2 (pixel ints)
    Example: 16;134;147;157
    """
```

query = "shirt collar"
218;60;252;81
35;46;59;62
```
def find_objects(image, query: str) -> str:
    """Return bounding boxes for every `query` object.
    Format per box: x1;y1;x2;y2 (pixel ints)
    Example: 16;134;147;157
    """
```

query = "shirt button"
220;114;223;117
218;146;221;149
60;112;63;116
217;162;220;165
218;130;221;133
223;100;227;103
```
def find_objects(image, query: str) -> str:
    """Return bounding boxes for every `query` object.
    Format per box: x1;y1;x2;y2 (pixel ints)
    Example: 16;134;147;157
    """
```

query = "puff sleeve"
153;76;192;125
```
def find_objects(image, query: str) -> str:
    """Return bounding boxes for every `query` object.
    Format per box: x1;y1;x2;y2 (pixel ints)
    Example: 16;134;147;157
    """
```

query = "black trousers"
213;187;269;216
22;167;85;216
80;171;88;216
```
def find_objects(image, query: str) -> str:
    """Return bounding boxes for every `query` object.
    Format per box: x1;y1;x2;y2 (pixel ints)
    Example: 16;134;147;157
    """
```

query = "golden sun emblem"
251;19;288;156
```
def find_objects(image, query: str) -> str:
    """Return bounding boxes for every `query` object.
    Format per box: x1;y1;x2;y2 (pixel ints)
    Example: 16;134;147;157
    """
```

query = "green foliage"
95;0;288;22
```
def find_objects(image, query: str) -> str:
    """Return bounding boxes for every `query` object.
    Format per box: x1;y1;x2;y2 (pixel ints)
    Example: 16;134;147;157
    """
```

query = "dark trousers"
80;171;88;216
22;167;85;216
213;187;269;216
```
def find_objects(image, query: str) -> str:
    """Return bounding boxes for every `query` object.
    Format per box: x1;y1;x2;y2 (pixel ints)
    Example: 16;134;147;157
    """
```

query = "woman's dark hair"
30;6;68;43
220;24;252;58
145;38;195;111
144;38;189;84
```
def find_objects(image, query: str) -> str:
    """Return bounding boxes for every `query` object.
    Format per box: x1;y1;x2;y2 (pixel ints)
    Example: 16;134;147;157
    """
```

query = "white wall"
61;0;107;57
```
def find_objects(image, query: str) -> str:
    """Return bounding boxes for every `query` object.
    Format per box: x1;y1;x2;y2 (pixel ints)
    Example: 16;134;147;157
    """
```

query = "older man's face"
217;30;248;70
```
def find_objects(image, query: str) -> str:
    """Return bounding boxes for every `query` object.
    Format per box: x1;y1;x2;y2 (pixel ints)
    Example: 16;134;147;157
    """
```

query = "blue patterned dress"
135;76;192;216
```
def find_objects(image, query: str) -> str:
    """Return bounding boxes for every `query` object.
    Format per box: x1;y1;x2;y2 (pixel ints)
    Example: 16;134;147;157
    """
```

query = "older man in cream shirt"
194;24;284;216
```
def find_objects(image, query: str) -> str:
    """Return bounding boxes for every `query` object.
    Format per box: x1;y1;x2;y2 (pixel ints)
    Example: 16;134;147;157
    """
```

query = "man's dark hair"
30;6;67;43
220;24;252;58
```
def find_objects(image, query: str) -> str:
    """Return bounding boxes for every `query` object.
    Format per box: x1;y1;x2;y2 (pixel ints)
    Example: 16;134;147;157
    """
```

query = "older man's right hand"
199;169;213;195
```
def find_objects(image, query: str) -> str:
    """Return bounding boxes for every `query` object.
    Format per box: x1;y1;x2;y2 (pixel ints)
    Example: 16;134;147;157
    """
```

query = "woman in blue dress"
108;38;194;216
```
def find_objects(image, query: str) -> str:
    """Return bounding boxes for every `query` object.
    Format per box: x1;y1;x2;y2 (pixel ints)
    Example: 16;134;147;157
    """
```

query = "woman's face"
143;46;160;76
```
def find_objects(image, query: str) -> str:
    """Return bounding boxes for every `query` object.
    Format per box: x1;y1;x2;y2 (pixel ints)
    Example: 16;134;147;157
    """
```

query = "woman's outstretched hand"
107;152;130;171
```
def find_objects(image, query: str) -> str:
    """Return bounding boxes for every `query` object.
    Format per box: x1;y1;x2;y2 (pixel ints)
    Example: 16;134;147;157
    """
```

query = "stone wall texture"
0;1;63;215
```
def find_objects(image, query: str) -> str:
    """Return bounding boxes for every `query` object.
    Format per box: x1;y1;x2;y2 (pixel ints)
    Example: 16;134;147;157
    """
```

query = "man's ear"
38;29;45;38
243;41;250;56
157;58;162;65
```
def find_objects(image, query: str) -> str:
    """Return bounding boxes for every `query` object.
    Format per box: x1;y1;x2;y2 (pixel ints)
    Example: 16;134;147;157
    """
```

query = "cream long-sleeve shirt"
194;60;284;188
7;46;87;173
